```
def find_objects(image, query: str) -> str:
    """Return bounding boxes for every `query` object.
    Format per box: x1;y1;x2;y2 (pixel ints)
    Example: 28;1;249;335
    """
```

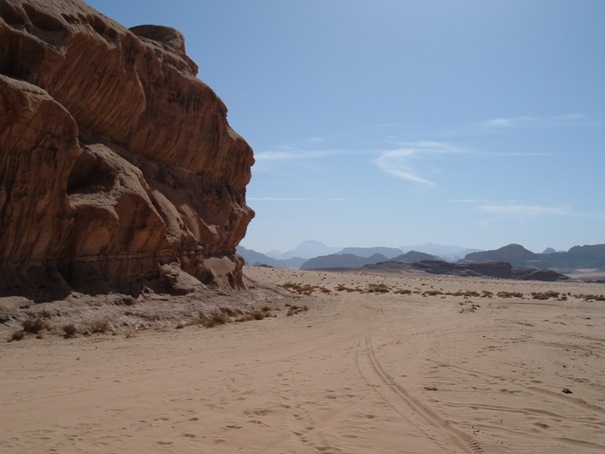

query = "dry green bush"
576;293;605;302
335;284;364;293
280;282;329;295
22;318;47;334
192;311;232;328
63;324;78;338
422;290;443;296
286;304;309;317
459;300;480;313
531;291;560;300
8;330;25;342
281;282;308;294
87;320;110;334
251;309;265;320
220;307;236;317
496;291;524;298
190;311;228;328
368;283;390;293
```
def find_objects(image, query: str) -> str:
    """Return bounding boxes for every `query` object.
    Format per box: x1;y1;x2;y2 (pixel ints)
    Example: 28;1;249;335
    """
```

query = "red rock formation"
0;0;254;290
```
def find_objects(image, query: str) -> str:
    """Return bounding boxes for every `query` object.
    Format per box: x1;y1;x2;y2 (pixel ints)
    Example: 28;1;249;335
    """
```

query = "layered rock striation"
0;0;254;291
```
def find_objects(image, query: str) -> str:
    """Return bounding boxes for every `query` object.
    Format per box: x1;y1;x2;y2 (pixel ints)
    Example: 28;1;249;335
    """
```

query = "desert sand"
2;266;605;453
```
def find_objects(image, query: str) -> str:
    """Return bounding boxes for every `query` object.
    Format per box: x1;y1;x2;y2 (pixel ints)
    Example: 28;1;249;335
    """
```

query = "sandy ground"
1;266;605;453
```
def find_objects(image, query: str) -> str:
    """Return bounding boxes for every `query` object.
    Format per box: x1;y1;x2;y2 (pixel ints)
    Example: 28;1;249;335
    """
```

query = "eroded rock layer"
0;0;254;290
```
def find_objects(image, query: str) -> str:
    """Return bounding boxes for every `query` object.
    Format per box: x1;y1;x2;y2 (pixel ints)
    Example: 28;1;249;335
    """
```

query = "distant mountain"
399;242;481;261
265;240;340;260
568;244;605;261
337;247;403;258
463;244;540;268
300;253;388;270
544;244;605;269
237;246;305;269
462;243;605;270
245;241;605;272
392;250;438;263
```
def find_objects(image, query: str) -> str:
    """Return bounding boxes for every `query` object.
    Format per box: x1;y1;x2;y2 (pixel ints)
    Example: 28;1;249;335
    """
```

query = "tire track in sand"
360;336;483;453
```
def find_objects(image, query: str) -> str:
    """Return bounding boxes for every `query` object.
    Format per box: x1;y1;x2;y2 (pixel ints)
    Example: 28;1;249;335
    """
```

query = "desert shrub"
286;304;308;316
282;282;331;295
497;291;524;298
481;291;494;298
577;293;605;302
220;307;236;317
190;314;212;328
121;296;137;306
394;289;412;295
251;309;265;320
422;290;443;296
531;291;560;300
368;283;390;293
9;330;25;342
211;311;230;325
63;324;78;338
22;318;47;334
194;311;230;328
88;320;109;334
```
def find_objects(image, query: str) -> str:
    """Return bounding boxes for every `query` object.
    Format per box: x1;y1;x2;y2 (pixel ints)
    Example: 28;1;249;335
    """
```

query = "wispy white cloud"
451;199;486;204
373;141;467;186
374;149;433;185
479;203;572;217
483;118;514;128
478;204;573;225
480;113;587;129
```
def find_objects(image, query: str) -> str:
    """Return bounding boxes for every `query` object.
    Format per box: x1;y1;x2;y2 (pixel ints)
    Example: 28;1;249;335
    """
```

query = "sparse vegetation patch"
531;291;560;300
368;283;390;293
63;324;78;338
8;330;25;342
286;304;309;316
497;291;524;299
575;293;605;302
335;284;364;293
281;282;331;295
22;317;47;334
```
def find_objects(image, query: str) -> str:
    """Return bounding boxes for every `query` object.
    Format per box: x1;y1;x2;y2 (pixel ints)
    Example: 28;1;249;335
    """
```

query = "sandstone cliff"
0;0;254;292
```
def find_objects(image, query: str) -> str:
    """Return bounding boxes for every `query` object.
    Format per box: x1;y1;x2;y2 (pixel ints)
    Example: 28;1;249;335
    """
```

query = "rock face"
0;0;254;291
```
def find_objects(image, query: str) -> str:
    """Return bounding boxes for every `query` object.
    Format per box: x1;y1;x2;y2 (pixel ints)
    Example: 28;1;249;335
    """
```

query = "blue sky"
86;0;605;253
